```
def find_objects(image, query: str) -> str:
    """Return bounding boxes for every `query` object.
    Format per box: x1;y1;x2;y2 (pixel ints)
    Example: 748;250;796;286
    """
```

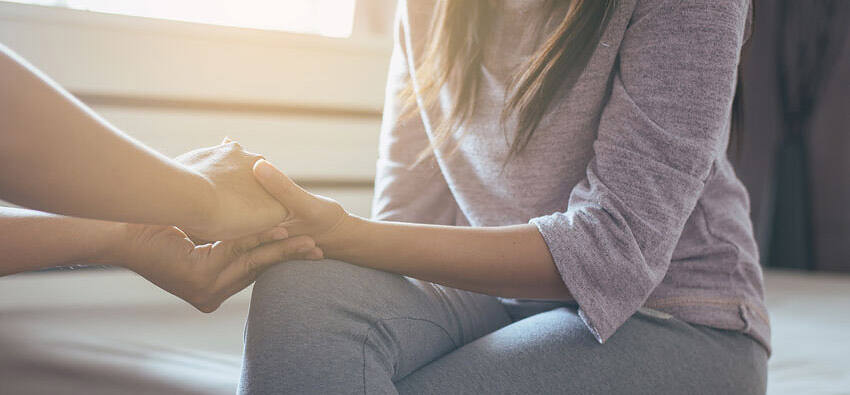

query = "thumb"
253;159;312;213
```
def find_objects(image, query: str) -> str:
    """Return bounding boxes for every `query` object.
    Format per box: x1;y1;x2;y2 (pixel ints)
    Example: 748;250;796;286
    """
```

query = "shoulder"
631;0;750;27
395;0;437;32
625;0;751;51
393;0;437;53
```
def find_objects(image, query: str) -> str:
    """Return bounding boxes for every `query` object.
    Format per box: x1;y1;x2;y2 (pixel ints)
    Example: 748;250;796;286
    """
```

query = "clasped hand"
110;138;346;313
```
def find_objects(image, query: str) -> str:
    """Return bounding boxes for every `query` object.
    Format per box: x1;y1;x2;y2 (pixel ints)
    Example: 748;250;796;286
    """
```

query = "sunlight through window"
3;0;357;37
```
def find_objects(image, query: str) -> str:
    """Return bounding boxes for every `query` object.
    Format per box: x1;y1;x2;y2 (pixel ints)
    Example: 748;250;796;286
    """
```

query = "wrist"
180;170;219;233
90;221;139;269
317;213;365;258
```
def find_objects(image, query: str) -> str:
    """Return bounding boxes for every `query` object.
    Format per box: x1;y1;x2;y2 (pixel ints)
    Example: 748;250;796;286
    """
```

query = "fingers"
240;235;319;274
221;137;265;160
186;234;212;246
253;159;312;213
229;226;289;256
221;137;243;150
208;236;322;308
190;234;319;313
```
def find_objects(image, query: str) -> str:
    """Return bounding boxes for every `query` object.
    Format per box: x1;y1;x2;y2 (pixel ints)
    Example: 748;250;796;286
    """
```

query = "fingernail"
254;159;274;177
296;245;313;254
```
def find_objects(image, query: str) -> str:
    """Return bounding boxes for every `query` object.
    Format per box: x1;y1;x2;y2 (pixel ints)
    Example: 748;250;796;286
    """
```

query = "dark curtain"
732;0;850;272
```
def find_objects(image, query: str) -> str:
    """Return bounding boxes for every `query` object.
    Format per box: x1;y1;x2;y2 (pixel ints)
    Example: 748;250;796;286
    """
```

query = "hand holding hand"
176;138;288;241
252;159;349;244
106;223;322;312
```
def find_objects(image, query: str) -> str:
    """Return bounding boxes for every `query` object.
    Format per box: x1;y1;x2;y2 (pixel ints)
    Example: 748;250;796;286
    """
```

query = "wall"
0;1;395;216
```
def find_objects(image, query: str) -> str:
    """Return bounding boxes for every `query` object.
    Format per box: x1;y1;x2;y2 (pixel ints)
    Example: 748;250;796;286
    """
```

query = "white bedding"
762;270;850;395
1;269;848;394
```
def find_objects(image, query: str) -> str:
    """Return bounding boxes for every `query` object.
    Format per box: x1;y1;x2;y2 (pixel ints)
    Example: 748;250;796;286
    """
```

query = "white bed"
0;269;847;394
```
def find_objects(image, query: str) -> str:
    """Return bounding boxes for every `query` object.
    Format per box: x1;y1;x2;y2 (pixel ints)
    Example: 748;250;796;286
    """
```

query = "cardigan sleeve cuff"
530;211;650;343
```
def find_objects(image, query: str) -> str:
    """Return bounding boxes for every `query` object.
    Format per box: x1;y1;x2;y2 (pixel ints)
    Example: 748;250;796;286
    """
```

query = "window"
3;0;357;37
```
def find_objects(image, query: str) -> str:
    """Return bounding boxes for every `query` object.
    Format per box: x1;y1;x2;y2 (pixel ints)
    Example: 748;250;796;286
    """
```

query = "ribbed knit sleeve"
530;0;750;343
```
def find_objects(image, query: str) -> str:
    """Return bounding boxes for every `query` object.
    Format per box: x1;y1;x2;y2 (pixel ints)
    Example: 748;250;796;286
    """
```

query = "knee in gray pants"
239;259;491;394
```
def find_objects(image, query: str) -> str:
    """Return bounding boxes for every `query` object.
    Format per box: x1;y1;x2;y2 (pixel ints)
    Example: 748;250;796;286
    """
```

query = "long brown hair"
401;0;619;162
402;0;748;163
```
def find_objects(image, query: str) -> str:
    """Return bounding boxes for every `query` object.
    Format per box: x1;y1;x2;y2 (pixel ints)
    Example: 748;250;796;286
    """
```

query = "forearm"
251;159;570;298
0;44;213;228
0;207;128;276
323;216;573;300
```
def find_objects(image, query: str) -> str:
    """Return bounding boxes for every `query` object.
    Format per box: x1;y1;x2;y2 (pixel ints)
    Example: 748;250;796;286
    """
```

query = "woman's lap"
396;307;767;394
239;259;511;394
240;259;766;394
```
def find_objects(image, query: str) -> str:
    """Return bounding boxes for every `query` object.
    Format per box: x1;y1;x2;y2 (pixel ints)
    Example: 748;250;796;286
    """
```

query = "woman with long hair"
240;0;769;393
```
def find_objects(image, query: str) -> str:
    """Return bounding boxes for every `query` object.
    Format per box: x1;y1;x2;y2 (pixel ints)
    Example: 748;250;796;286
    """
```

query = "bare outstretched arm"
0;44;286;241
0;206;322;312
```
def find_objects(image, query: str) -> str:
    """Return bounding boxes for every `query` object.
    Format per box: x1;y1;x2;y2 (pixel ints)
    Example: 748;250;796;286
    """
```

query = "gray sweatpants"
239;260;767;394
